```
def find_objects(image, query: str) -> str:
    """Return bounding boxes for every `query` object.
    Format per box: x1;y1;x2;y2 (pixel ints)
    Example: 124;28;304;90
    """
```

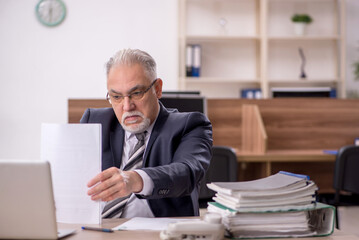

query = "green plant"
291;14;313;24
347;89;359;99
354;61;359;80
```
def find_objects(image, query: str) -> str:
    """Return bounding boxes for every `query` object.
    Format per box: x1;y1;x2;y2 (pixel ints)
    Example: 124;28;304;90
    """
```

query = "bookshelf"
178;0;346;98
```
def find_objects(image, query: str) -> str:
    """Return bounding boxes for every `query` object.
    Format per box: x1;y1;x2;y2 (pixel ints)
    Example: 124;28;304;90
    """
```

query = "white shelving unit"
178;0;346;98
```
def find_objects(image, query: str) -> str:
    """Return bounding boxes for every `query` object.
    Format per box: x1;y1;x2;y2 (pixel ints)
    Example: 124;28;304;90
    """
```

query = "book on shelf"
206;171;335;238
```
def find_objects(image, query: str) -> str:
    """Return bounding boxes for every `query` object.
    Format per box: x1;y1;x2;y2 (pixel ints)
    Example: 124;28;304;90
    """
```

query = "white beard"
121;111;150;134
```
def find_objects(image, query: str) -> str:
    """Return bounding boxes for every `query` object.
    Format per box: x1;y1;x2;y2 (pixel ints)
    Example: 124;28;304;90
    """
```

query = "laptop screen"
0;160;69;239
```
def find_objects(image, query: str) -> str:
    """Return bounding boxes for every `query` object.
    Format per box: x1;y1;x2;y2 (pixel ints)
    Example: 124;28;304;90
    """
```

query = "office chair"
199;146;238;208
332;145;359;229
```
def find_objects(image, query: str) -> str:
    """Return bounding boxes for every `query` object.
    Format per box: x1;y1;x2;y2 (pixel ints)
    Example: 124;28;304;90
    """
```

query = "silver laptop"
0;160;76;239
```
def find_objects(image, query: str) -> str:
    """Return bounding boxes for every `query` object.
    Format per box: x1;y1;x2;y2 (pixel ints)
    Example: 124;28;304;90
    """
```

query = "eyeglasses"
106;79;158;104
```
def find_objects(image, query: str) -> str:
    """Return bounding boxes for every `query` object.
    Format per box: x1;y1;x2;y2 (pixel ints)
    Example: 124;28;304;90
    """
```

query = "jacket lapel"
110;123;125;169
143;103;169;166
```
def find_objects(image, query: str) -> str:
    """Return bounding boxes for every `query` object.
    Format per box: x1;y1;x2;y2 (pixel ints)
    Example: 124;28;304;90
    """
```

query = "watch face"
36;0;66;27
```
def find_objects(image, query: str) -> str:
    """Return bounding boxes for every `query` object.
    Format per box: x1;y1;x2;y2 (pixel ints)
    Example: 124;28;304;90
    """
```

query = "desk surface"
58;219;359;240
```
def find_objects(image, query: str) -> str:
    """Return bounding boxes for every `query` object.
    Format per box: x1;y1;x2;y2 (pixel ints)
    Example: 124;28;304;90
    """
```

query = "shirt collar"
124;107;160;141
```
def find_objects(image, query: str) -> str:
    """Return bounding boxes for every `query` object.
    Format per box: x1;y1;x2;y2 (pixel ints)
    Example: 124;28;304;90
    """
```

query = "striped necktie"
101;132;146;218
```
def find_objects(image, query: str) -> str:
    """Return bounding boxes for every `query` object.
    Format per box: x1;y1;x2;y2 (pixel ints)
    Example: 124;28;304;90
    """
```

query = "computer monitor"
162;91;200;95
159;93;207;115
271;87;336;98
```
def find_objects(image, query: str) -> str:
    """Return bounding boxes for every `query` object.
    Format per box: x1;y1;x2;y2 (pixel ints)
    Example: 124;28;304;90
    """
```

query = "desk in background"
236;149;336;193
68;98;359;194
58;218;359;240
208;99;359;194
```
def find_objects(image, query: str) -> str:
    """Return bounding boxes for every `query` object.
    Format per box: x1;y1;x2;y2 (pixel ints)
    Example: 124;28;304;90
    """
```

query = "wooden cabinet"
178;0;346;98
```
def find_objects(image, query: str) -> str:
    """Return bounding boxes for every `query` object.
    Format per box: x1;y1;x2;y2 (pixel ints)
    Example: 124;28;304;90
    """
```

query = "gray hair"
106;48;157;81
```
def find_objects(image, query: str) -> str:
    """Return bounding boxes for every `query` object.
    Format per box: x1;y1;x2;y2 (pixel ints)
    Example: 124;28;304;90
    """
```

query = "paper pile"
206;171;335;238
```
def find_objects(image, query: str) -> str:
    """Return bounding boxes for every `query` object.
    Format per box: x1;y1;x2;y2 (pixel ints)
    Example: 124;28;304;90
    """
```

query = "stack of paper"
206;171;333;238
207;171;317;212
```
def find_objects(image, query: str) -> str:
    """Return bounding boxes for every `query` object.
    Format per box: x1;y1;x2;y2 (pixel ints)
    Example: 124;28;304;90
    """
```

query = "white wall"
346;0;359;96
0;0;178;159
0;0;358;159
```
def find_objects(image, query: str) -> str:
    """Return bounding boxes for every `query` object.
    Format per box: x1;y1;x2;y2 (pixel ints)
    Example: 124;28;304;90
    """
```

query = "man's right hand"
87;167;144;202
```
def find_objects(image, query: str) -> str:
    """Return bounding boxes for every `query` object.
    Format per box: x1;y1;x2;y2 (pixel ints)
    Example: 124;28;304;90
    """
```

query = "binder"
192;45;201;77
207;202;335;239
186;45;193;77
241;88;262;99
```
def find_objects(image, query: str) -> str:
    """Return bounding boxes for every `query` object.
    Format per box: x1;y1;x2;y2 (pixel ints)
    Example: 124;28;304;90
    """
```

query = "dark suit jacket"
80;102;213;217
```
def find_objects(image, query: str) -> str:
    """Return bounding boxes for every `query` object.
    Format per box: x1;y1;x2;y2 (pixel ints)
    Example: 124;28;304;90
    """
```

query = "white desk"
58;219;359;240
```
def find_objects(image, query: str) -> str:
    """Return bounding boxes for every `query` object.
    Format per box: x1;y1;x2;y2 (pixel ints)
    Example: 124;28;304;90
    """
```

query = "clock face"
36;0;66;27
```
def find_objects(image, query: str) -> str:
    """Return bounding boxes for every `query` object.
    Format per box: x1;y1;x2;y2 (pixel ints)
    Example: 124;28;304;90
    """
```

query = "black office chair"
199;146;238;208
332;145;359;229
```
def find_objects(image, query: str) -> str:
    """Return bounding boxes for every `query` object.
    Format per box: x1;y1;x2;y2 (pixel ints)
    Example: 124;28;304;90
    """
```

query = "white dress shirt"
119;116;158;218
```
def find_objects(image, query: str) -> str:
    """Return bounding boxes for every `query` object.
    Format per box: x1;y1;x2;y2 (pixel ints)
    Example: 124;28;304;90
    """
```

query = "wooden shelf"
187;35;260;42
268;79;338;84
179;0;346;98
185;77;260;84
268;36;340;41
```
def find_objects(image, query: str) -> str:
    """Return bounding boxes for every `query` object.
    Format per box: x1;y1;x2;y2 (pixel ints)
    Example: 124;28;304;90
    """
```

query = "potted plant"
291;14;313;36
354;61;359;81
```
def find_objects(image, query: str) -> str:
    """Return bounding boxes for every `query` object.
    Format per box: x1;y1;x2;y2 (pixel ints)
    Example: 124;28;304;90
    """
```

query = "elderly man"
81;48;212;218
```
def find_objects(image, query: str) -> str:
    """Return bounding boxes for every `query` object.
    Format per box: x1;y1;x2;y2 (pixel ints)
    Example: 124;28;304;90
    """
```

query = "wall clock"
35;0;66;27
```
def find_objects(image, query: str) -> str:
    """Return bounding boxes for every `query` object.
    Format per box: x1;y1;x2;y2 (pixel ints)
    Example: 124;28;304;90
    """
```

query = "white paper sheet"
41;123;102;224
113;217;200;231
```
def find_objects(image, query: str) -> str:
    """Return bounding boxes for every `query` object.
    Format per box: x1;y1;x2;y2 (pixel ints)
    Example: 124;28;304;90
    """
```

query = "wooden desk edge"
236;149;336;162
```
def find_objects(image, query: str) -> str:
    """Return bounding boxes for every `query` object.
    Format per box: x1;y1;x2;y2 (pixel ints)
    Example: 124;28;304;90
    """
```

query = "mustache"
121;111;144;123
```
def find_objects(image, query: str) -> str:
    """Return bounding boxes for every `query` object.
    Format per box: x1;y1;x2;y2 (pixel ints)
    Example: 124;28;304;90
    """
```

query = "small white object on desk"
160;213;224;240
